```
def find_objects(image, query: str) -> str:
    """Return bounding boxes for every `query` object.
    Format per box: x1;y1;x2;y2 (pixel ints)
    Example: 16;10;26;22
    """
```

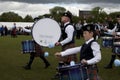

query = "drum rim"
113;42;120;45
101;36;113;39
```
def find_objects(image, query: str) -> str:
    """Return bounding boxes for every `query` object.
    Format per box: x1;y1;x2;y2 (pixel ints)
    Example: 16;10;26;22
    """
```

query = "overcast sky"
0;0;120;18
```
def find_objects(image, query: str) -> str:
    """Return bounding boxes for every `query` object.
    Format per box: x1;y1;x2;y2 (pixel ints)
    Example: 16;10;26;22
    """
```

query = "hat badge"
65;13;67;16
87;26;90;30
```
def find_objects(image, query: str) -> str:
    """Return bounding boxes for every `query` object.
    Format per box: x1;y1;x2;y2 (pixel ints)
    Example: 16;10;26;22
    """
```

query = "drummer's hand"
112;32;117;36
103;27;108;31
55;42;61;46
114;35;120;39
115;35;118;38
81;59;88;65
55;52;61;57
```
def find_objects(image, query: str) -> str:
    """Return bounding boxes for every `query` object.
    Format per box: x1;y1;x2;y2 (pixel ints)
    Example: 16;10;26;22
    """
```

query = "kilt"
87;65;99;80
61;43;77;64
31;43;45;57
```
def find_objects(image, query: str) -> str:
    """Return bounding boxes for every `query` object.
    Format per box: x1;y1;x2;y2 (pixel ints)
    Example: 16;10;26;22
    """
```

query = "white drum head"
32;18;61;47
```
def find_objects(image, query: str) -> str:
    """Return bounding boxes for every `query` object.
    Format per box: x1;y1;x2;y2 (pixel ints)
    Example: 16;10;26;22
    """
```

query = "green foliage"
91;7;108;23
0;12;23;22
43;14;52;18
49;6;66;22
49;6;66;15
23;15;34;22
109;12;120;21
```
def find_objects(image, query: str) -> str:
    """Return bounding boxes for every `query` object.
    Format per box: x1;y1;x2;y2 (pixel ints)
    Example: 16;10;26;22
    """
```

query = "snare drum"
21;40;35;53
113;42;120;54
58;64;88;80
101;37;113;47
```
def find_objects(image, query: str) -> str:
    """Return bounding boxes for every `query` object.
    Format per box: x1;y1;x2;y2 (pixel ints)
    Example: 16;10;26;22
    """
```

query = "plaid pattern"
31;43;44;57
87;65;99;80
61;43;77;64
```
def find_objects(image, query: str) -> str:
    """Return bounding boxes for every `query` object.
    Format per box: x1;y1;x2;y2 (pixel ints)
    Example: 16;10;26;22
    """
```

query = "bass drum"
32;18;61;47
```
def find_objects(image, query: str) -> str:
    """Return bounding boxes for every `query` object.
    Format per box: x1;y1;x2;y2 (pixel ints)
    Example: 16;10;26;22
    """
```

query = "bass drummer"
55;11;77;66
22;18;50;70
104;15;120;69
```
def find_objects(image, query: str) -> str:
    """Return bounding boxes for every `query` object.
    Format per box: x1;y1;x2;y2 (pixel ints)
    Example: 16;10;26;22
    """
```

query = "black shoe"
45;63;50;68
23;65;31;70
104;65;112;69
51;73;60;79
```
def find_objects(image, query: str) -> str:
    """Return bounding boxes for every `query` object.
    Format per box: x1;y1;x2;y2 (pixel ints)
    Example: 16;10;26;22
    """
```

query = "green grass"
0;35;120;80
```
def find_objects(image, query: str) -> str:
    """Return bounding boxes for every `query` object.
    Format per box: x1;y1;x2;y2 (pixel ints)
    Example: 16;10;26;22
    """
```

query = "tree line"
0;6;120;23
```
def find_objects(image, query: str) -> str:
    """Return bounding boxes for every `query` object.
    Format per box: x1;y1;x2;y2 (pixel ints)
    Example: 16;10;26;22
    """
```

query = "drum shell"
21;40;35;53
58;64;88;80
101;37;113;48
113;42;120;54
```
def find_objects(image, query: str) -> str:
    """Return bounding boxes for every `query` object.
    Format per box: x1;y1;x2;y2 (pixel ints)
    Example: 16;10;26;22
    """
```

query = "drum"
113;42;120;54
21;40;35;53
58;64;88;80
32;18;61;47
101;37;113;47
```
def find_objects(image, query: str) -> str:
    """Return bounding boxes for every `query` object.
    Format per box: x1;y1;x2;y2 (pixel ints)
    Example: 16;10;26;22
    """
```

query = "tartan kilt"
61;43;77;64
32;43;45;57
87;65;99;80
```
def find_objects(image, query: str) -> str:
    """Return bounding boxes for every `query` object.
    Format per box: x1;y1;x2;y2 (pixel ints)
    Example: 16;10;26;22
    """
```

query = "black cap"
82;24;95;32
116;15;120;19
62;11;72;19
34;17;39;21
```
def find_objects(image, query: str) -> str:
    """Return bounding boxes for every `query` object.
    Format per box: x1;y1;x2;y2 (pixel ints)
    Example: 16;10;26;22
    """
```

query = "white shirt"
60;22;75;46
75;23;82;30
60;38;101;65
107;25;120;35
23;27;31;33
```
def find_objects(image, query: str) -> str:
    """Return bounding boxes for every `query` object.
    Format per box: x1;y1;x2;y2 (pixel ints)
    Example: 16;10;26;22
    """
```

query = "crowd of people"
0;23;32;37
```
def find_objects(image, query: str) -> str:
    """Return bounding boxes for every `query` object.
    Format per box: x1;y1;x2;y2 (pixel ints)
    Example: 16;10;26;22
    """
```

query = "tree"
91;7;108;23
23;15;33;22
43;14;51;18
91;7;102;22
109;12;120;19
50;6;66;15
0;12;23;22
49;6;66;22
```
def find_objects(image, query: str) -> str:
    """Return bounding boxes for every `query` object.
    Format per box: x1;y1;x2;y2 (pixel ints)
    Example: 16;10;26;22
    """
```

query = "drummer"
55;24;101;80
55;11;77;66
104;15;120;69
22;18;50;70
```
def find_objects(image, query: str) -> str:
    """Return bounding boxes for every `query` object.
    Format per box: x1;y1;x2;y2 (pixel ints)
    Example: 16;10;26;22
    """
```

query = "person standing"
55;24;101;80
11;23;17;37
4;26;8;36
75;20;83;39
55;11;77;66
22;18;50;70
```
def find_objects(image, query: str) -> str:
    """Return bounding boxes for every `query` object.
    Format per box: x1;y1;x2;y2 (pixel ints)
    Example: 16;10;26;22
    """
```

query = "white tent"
0;22;34;29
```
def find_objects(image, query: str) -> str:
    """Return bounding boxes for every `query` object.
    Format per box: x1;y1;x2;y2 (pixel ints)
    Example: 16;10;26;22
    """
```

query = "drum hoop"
113;42;120;46
102;37;113;39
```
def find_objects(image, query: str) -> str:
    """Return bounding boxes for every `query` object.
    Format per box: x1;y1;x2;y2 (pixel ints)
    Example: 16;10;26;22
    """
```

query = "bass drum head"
32;18;61;47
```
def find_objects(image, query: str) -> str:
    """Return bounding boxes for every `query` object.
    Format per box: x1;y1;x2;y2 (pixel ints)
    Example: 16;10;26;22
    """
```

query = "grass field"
0;35;120;80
